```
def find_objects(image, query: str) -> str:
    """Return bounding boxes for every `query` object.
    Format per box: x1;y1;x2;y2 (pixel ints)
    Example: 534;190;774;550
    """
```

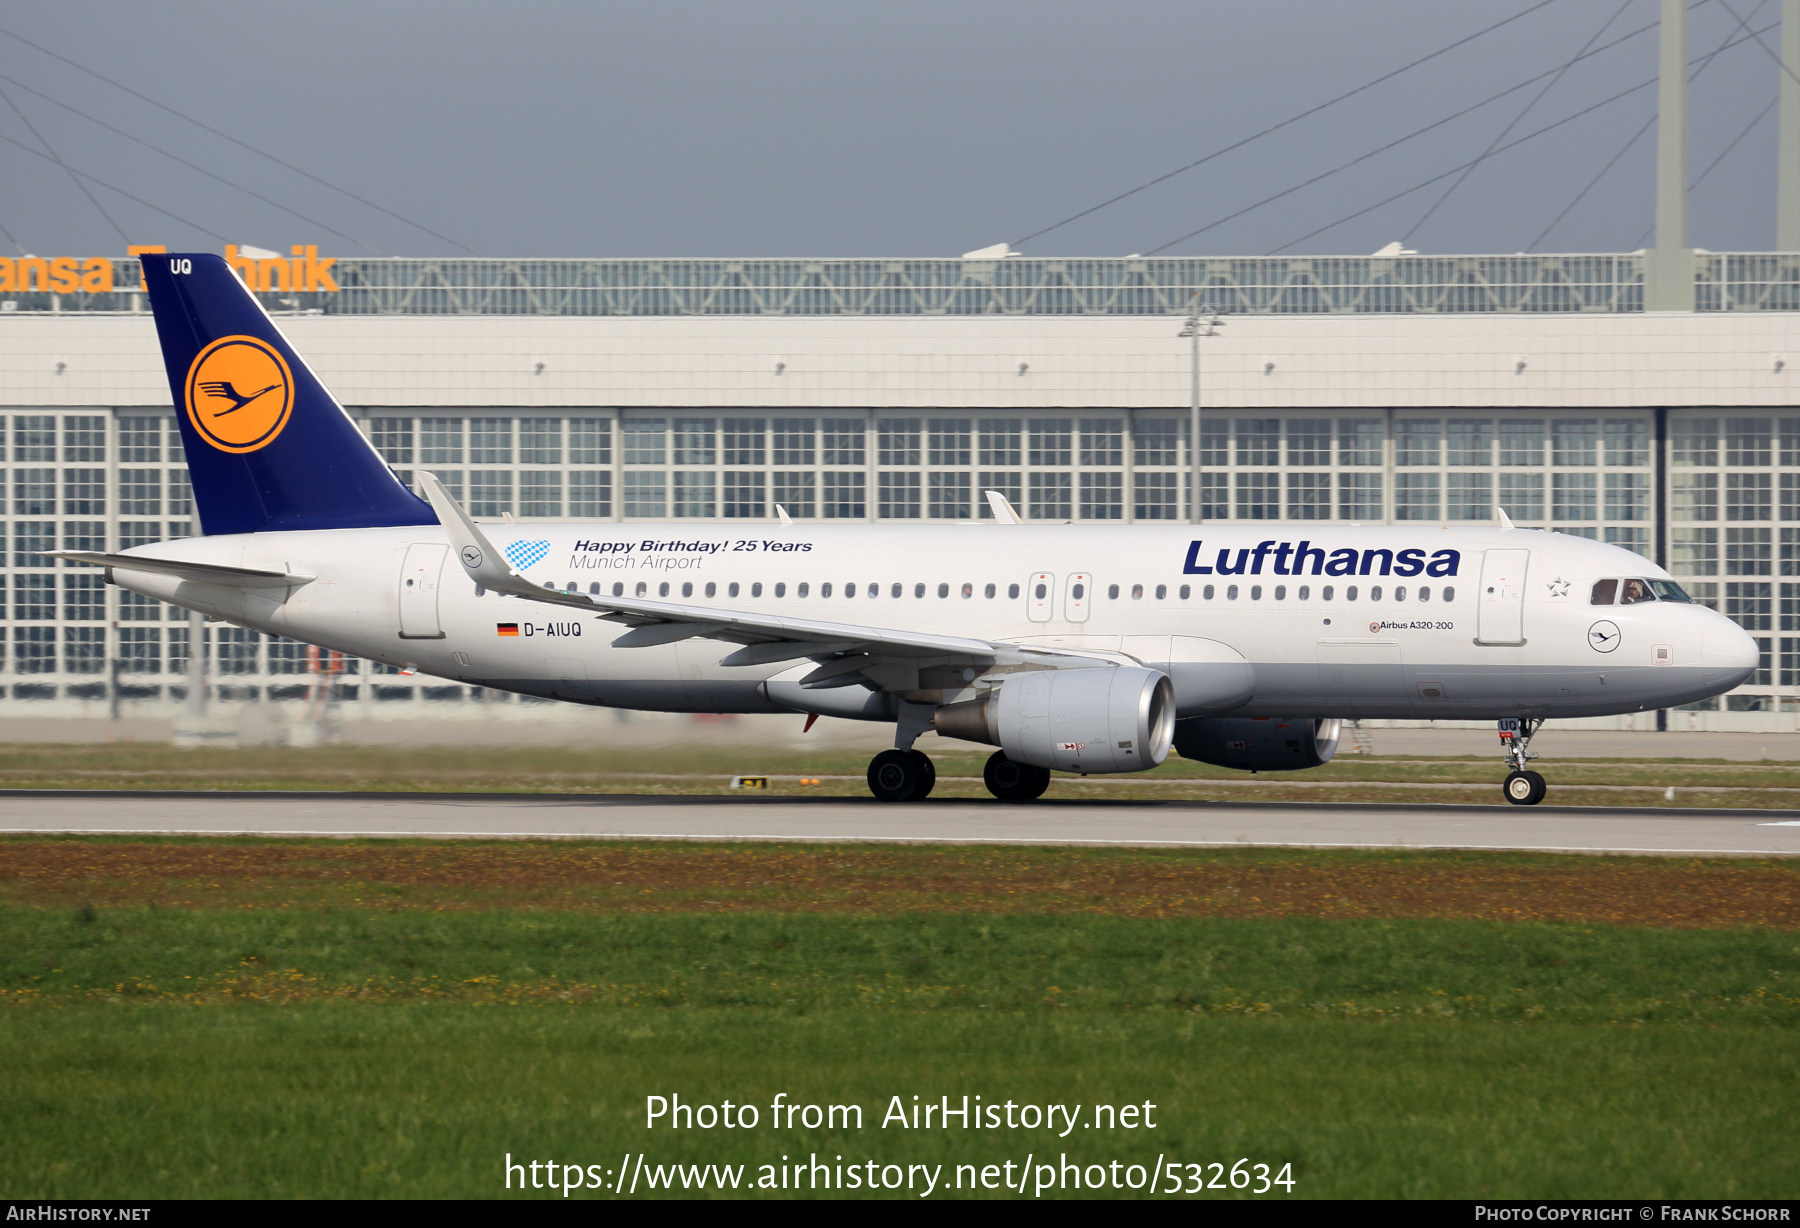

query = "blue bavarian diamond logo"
503;539;550;570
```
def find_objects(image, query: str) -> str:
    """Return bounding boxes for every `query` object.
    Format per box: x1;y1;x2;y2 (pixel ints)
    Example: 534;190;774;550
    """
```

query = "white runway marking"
1;792;1797;856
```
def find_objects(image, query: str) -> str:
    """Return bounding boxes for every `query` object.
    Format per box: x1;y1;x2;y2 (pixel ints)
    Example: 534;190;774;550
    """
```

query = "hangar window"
1008;583;1019;599
1226;585;1238;600
1107;584;1120;599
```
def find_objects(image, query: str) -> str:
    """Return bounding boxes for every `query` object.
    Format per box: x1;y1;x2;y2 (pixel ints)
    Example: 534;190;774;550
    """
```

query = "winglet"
776;504;793;526
1495;506;1516;531
984;490;1023;524
417;470;529;593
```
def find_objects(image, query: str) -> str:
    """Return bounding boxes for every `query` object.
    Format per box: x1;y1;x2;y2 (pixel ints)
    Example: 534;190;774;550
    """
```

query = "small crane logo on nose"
1588;620;1621;653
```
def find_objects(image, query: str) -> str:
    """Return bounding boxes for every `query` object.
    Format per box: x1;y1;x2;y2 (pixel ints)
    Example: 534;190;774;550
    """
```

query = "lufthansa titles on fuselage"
1182;540;1461;578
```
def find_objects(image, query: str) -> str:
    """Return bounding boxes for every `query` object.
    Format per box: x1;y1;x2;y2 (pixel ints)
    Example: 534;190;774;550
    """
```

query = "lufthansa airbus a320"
55;254;1760;805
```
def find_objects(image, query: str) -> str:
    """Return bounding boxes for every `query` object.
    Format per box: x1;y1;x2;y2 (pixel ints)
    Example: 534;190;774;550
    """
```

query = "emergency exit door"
1475;548;1529;646
399;542;449;638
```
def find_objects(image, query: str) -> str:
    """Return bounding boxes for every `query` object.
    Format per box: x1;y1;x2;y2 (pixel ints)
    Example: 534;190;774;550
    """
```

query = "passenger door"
1475;548;1530;646
398;542;448;639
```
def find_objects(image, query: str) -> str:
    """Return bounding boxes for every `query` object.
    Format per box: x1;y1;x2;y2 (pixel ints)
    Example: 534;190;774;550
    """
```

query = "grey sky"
0;0;1787;259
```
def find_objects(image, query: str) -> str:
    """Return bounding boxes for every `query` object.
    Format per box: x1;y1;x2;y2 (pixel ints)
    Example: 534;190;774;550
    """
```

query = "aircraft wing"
417;471;1107;686
45;551;315;588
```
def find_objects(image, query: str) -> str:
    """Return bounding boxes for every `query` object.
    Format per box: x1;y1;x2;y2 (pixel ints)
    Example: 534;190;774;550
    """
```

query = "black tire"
907;750;937;801
868;749;921;802
984;751;1050;801
1503;770;1547;806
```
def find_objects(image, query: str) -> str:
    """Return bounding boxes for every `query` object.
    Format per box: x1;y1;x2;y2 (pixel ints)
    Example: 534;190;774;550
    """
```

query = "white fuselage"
111;521;1760;727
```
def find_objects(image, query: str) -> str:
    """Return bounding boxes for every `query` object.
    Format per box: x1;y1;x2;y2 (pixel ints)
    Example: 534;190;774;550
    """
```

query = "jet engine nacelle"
934;666;1175;774
1172;716;1342;772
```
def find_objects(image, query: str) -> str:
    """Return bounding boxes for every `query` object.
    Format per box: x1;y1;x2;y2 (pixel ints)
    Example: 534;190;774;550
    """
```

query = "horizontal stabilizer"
46;551;314;588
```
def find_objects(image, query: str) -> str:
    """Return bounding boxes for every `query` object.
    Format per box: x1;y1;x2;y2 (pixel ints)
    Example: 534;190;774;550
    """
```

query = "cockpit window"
1590;578;1618;605
1647;579;1691;602
1619;578;1655;605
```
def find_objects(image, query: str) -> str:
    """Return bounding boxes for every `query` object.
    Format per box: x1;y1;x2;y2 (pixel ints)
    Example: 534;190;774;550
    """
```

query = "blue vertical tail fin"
141;252;437;535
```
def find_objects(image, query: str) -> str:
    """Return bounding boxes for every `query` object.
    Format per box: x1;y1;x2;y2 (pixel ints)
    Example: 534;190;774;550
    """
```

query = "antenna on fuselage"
776;505;792;526
984;490;1022;524
1495;506;1516;531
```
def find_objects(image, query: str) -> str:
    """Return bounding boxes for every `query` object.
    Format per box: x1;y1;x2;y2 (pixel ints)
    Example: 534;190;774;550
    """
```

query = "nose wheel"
1498;718;1547;805
868;749;936;802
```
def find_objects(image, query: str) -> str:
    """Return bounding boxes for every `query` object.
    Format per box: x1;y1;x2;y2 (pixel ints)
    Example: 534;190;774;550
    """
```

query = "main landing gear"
1498;717;1547;806
983;751;1051;801
868;748;936;802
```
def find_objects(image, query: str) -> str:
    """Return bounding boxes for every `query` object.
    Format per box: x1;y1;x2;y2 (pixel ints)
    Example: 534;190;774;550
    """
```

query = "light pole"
1179;297;1224;524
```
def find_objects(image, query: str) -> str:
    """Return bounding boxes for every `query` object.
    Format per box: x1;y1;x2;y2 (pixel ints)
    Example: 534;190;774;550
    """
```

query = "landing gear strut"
868;748;936;802
1498;718;1547;806
983;751;1051;801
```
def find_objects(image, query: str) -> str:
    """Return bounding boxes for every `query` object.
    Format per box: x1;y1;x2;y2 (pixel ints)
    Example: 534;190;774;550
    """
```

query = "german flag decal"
496;623;520;637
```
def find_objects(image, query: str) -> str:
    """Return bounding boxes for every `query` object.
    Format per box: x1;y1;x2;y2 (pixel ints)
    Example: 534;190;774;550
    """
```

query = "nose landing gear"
1498;718;1547;805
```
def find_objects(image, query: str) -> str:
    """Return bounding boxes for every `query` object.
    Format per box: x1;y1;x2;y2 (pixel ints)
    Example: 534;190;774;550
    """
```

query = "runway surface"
1;791;1798;856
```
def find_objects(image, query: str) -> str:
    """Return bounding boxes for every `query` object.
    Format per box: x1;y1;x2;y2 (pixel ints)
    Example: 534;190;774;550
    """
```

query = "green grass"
3;905;1798;1198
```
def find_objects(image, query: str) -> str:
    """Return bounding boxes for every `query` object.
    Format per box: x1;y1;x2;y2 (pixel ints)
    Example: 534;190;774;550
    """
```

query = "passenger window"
1419;586;1430;602
588;583;599;595
1322;585;1334;601
798;582;810;598
1008;583;1020;599
937;582;949;598
821;582;832;597
659;582;671;597
1227;585;1239;600
1346;586;1358;601
729;582;740;597
1179;585;1190;599
1370;586;1382;601
1273;585;1285;600
1131;584;1143;600
1072;583;1086;600
1443;586;1455;602
1250;585;1262;600
681;582;693;597
1033;582;1047;599
915;583;925;598
962;583;973;598
705;582;716;597
1591;578;1619;605
774;583;785;597
1394;586;1405;602
1155;584;1166;599
845;583;856;598
985;583;996;598
636;581;647;596
613;582;624;597
1619;578;1655;605
1107;584;1120;599
751;582;763;597
1203;585;1215;599
1297;585;1310;600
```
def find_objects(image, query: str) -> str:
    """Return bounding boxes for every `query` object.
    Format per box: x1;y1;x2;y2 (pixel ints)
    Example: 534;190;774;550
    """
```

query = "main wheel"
907;750;937;800
1503;770;1548;806
983;751;1050;801
868;749;923;802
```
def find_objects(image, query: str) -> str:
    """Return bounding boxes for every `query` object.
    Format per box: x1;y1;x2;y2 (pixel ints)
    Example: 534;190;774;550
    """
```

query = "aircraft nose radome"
1702;616;1761;680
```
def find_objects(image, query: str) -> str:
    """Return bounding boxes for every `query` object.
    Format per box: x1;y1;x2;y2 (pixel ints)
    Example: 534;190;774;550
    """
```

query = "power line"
0;71;383;254
1402;0;1637;243
1258;15;1775;257
1534;0;1770;252
0;130;227;241
1139;12;1674;258
0;24;474;253
0;80;129;245
1008;0;1571;248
